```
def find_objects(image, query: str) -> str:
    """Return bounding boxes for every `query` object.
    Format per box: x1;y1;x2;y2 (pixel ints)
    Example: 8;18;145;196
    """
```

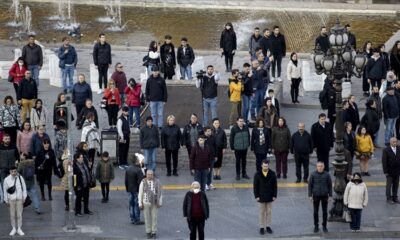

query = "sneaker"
277;77;282;82
259;228;265;235
97;89;103;94
151;233;157;239
313;227;319;233
119;165;125;170
209;184;216;190
205;185;210;191
17;228;24;236
75;213;83;217
270;77;275;82
146;233;152;239
166;172;171;177
242;174;250;179
322;226;328;233
295;179;301;183
236;175;240;181
36;209;41;214
266;226;273;234
173;172;179;177
84;210;94;215
135;221;145;225
267;153;273;158
9;228;16;236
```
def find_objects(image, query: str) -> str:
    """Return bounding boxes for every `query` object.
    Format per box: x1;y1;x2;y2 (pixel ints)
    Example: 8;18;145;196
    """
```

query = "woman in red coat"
103;79;121;129
8;57;27;97
124;78;142;128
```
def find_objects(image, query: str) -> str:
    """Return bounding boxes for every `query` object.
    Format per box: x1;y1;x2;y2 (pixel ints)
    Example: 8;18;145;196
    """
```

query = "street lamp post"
312;18;367;222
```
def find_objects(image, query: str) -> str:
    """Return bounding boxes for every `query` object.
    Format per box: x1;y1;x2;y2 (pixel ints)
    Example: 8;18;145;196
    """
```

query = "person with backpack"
96;151;115;203
80;112;100;167
18;153;40;214
35;139;58;201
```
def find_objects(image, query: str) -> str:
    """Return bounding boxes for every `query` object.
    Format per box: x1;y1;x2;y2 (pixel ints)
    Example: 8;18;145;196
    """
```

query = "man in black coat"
145;66;168;128
269;26;286;81
22;35;43;87
259;28;271;58
125;154;145;224
345;24;356;49
382;137;400;204
382;87;399;145
17;71;38;122
177;37;195;80
311;113;334;172
291;122;313;183
93;33;112;94
253;160;277;235
366;48;387;90
315;26;330;54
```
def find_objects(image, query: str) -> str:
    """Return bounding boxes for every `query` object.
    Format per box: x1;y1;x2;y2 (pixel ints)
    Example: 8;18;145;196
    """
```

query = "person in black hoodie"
311;113;334;172
161;115;182;176
77;99;99;129
35;139;58;201
315;26;330;54
366;48;387;90
183;114;204;159
17;71;38;122
360;99;380;146
160;35;176;80
93;33;112;94
211;118;227;180
145;66;168;128
177;37;195;80
249;27;262;57
269;26;286;81
220;22;237;72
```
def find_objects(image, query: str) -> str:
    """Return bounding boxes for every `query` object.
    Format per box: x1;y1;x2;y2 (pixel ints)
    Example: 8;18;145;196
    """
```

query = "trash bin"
100;130;119;165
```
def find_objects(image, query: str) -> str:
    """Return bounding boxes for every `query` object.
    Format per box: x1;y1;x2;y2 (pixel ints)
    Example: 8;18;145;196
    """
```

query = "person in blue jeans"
125;154;145;225
58;36;78;93
140;116;160;172
17;153;41;214
196;65;220;126
177;37;195;80
22;35;43;87
145;66;168;127
382;87;399;145
190;135;213;192
204;127;216;190
251;60;269;114
241;63;253;122
125;78;142;128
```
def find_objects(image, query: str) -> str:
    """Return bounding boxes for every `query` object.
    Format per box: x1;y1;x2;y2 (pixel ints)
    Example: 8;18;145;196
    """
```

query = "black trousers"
395;118;400;139
88;148;96;164
313;196;328;228
317;150;330;172
106;104;119;126
75;104;85;121
64;190;69;207
224;51;234;71
119;136;130;166
362;70;369;92
75;186;90;214
272;54;283;78
39;175;52;198
98;64;109;89
13;83;19;99
290;78;301;102
386;175;400;199
370;78;382;89
295;153;309;181
213;147;224;168
234;149;247;176
165;149;179;174
188;217;205;240
101;182;110;199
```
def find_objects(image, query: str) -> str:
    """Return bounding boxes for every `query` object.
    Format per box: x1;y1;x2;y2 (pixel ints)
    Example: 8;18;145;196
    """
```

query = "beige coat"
60;159;69;191
344;181;368;209
286;60;302;80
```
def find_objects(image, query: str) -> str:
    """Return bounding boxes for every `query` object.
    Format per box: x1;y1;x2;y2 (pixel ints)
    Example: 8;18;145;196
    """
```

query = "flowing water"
0;1;399;52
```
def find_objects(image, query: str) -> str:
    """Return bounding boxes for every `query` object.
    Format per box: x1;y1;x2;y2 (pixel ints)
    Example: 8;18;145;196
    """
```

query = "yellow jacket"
356;134;374;153
229;81;242;102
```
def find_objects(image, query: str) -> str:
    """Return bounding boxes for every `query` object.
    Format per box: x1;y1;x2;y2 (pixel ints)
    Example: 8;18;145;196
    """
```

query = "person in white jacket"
80;112;100;165
286;52;302;104
3;166;27;236
138;170;163;239
30;99;48;131
343;172;368;232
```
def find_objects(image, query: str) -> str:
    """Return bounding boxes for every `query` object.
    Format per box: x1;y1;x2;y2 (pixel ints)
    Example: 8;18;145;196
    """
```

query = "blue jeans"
349;208;362;230
61;65;75;91
194;169;208;192
28;65;40;87
385;118;396;144
129;192;141;223
149;101;164;127
129;106;141;127
206;158;215;185
180;65;192;80
27;184;40;211
242;95;252;121
254;88;266;114
203;97;217;127
120;93;125;106
144;148;157;171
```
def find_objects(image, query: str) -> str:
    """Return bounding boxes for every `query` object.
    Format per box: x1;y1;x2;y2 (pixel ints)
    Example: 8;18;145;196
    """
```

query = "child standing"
96;152;115;203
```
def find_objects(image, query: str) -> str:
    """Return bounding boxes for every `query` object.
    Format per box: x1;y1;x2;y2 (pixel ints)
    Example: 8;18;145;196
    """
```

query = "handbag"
343;209;352;222
18;176;32;208
6;178;17;194
89;171;96;188
140;92;145;106
8;75;14;83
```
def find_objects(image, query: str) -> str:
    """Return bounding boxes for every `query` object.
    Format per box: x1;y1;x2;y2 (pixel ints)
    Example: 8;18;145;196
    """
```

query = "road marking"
51;181;386;191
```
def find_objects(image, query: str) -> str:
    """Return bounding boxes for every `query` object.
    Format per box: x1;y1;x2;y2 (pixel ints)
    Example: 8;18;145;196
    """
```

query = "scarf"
77;162;90;187
292;60;298;67
258;128;265;145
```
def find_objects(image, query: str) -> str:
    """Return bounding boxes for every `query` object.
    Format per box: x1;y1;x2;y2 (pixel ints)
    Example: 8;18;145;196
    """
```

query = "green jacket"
96;160;115;183
271;126;291;152
229;125;250;150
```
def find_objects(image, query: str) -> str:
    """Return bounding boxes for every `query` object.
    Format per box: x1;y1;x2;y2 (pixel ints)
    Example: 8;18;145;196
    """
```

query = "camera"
100;97;108;109
196;70;206;79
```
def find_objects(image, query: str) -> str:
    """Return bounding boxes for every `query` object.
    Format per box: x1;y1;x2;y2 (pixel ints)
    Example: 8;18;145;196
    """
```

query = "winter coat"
72;81;92;106
145;75;168;102
229;80;242;102
96;159;115;183
125;84;142;107
93;42;112;66
249;34;262;55
8;63;27;84
269;33;286;56
182;123;204;148
161;124;182;150
258;106;278;129
344;182;368;209
140;125;160;149
17;159;36;188
3;174;27;202
360;107;380;135
271;126;291;152
58;44;78;68
60;158;69;190
183;191;209;221
18;78;37;100
30;107;48;130
212;127;227;149
368;93;382;119
22;43;43;66
290;131;313;155
382;146;400;176
308;171;332;197
30;133;51;158
356;134;374;154
253;169;277;203
35;149;57;182
251;127;271;154
366;56;387;80
54;130;67;160
315;34;330;53
73;161;92;190
287;60;302;80
382;94;399;119
16;130;34;155
220;30;237;52
0;144;19;169
104;88;121;107
77;106;99;129
81;120;100;150
252;67;269;90
343;131;356;155
125;164;144;193
259;36;271;56
160;43;176;66
347;102;360;129
311;122;334;152
229;125;250;150
189;144;213;170
0;104;21;128
111;71;128;94
177;45;195;67
390;52;400;77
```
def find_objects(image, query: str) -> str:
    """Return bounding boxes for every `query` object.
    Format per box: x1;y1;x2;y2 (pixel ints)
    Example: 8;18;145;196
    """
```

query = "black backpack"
319;88;329;110
23;165;35;181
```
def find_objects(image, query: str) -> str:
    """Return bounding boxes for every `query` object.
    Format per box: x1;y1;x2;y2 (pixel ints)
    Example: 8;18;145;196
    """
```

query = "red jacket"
104;88;121;107
9;63;27;84
124;84;142;107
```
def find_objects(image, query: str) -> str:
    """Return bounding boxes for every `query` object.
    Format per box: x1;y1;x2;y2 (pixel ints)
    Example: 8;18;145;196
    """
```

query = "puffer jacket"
0;104;21;128
125;84;142;107
344;181;368;209
80;120;100;150
60;156;69;191
308;171;332;197
271;126;291;152
30;107;48;130
96;159;115;183
8;63;27;84
161;124;182;150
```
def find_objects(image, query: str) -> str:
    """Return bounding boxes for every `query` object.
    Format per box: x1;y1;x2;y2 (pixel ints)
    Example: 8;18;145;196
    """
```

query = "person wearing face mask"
125;153;145;225
8;57;27;97
343;172;368;232
30;99;47;131
355;126;374;176
183;181;209;240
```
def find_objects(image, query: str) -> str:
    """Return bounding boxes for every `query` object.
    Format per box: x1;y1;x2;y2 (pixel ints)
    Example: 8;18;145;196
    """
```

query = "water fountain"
97;0;129;32
6;0;23;27
47;0;80;31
